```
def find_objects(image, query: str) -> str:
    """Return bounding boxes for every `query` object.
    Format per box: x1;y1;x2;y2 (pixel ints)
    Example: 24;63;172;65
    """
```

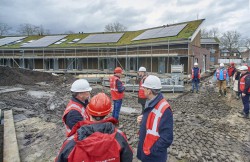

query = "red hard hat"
230;62;235;66
87;93;112;116
114;67;123;73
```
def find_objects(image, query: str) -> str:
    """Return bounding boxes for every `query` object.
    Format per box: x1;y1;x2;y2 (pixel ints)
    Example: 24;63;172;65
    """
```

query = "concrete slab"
0;87;25;94
120;106;140;114
27;90;55;98
4;110;20;162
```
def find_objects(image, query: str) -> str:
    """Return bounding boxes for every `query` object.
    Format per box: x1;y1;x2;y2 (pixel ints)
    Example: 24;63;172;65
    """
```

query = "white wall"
218;59;242;64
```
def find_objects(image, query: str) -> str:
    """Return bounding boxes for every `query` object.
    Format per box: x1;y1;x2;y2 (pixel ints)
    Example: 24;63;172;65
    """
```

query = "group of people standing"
55;66;173;162
191;61;250;119
214;62;249;119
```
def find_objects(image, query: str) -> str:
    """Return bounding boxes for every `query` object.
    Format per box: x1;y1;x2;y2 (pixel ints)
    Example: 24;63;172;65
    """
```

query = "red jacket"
239;74;250;93
227;66;236;77
109;75;124;100
138;76;147;99
62;99;90;137
55;118;133;162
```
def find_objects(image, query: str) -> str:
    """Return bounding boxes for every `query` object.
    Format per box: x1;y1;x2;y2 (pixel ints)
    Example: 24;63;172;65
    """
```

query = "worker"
233;67;241;99
227;62;236;88
109;67;125;120
62;79;92;136
214;63;229;97
136;75;173;162
191;62;201;93
238;66;250;119
138;66;148;113
55;93;133;162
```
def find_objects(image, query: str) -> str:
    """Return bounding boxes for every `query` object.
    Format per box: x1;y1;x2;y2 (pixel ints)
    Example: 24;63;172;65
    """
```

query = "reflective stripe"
65;126;71;133
66;103;86;117
66;104;81;112
67;135;74;141
146;101;168;137
110;88;118;91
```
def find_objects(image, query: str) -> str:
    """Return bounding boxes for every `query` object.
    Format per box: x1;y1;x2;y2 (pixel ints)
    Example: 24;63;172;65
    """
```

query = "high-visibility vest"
138;76;147;99
239;74;250;93
216;69;227;80
143;98;171;155
191;68;201;79
62;99;89;137
109;75;124;100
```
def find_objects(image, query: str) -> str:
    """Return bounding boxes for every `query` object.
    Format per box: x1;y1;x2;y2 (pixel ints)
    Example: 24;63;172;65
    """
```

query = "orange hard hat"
87;93;112;116
114;67;123;73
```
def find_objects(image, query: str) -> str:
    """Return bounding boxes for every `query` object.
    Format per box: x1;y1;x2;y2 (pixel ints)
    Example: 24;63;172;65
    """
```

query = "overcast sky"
0;0;250;37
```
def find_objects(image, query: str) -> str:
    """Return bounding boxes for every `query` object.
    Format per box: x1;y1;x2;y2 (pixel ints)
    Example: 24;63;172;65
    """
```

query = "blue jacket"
214;68;229;81
192;67;200;82
137;93;173;162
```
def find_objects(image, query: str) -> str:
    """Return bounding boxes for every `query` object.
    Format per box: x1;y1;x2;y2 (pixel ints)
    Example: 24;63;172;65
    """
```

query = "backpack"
67;130;121;162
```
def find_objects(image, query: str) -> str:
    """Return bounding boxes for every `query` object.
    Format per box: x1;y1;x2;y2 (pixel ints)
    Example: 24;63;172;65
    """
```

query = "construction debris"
0;66;249;162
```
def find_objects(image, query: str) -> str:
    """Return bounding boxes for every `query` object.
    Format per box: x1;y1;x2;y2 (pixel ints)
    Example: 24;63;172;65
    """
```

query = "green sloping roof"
0;19;204;49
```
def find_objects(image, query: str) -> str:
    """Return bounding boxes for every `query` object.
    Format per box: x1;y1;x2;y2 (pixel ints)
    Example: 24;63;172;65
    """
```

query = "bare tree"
64;30;75;34
220;30;241;52
244;38;250;49
104;22;127;32
0;23;11;36
208;27;219;38
17;23;38;36
201;27;219;38
36;25;50;35
201;29;209;38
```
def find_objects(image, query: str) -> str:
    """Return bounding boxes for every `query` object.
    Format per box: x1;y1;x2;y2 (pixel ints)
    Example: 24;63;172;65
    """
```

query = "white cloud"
0;0;249;37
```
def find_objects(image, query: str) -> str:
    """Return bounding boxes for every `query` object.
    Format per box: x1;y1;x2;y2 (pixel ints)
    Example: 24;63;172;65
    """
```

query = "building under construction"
0;19;210;74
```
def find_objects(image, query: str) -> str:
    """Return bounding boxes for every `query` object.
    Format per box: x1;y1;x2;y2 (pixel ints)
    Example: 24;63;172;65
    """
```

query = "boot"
224;90;227;97
219;90;222;97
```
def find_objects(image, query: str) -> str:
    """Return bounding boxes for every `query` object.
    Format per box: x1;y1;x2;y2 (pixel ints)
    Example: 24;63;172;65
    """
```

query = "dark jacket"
137;93;173;162
65;97;88;129
115;75;125;93
234;71;241;81
192;67;200;82
56;118;133;162
239;72;250;94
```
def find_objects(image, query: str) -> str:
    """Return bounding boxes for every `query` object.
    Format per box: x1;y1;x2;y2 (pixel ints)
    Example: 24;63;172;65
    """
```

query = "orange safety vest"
143;98;171;155
191;68;201;79
239;74;250;93
62;99;90;137
138;76;147;99
109;75;124;100
216;69;227;80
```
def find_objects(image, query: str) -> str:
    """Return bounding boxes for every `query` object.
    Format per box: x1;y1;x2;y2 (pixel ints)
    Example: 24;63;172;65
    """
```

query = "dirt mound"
0;66;58;86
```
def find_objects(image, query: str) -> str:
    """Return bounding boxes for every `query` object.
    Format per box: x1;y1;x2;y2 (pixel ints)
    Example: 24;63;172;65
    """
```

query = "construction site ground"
0;66;250;162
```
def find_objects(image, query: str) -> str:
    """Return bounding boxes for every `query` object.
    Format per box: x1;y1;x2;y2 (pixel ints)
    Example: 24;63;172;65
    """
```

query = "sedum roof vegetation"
1;19;204;49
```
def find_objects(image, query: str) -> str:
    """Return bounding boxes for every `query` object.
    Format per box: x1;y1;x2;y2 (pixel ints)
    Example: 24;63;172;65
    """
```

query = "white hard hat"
142;75;162;89
70;79;92;92
238;66;248;71
220;63;224;67
194;62;198;66
138;67;146;72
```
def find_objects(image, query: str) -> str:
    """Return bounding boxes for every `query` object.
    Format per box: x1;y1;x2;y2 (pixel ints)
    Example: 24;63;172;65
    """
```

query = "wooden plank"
3;110;20;162
0;109;1;124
